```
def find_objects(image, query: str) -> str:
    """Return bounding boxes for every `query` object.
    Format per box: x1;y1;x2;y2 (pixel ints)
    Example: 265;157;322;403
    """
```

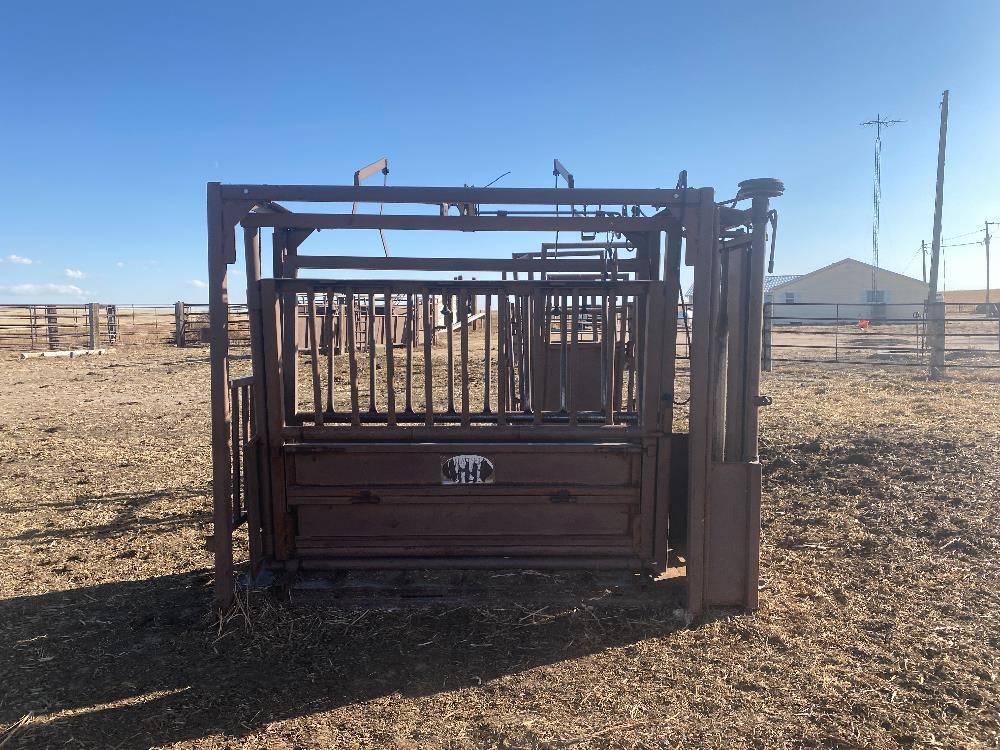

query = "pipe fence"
0;303;250;352
762;301;1000;373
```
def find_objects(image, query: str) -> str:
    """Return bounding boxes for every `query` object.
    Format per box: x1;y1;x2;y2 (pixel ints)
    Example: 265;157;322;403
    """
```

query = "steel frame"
208;179;781;614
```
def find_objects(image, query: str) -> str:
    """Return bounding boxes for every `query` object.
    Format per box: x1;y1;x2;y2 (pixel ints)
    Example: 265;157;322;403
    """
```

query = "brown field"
942;289;1000;305
1;347;999;749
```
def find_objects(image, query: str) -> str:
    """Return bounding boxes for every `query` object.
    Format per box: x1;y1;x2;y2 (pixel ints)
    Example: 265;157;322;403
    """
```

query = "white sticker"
441;454;495;485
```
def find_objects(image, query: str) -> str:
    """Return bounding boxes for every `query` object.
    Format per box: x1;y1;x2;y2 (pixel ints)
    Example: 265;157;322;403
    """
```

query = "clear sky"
0;1;997;304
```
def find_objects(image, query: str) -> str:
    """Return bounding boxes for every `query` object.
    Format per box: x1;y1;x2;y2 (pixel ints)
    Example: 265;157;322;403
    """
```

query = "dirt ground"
1;347;999;749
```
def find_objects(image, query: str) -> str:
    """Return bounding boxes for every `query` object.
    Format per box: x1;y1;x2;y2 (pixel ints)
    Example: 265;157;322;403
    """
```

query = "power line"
942;228;983;241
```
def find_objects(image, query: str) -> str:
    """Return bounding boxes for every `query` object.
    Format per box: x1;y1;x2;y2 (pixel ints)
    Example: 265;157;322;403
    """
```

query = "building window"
783;292;799;304
865;290;888;304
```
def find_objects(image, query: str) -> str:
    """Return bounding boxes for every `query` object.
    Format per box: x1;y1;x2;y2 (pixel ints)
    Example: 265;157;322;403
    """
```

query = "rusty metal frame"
208;179;781;614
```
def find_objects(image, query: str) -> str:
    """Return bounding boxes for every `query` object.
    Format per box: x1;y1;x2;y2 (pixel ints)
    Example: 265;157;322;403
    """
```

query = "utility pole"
986;221;994;306
921;239;927;284
861;113;904;301
926;91;949;380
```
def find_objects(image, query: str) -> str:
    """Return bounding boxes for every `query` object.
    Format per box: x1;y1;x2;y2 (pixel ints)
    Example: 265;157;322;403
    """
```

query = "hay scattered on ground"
0;348;998;749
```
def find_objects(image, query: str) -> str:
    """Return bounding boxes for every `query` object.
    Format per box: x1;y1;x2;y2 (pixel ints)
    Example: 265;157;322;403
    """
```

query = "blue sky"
0;1;997;303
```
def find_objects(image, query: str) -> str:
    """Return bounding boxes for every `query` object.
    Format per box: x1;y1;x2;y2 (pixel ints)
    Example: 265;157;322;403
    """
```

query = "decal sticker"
441;454;495;485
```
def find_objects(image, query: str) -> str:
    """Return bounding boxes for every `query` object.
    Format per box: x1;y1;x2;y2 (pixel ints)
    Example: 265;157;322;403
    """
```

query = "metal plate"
441;454;495;485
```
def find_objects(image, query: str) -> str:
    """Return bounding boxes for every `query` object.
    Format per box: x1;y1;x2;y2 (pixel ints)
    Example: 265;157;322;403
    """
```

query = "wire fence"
763;301;1000;372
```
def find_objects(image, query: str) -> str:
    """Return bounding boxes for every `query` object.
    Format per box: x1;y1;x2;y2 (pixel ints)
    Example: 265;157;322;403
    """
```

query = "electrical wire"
942;228;983;241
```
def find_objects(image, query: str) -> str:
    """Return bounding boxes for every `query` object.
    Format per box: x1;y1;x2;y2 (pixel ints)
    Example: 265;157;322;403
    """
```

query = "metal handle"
350;490;381;504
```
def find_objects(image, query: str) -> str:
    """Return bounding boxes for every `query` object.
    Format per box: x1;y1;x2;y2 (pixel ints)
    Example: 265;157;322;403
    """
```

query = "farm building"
764;257;928;324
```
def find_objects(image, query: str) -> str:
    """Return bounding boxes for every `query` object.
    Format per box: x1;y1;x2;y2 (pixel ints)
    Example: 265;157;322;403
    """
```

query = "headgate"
208;177;783;613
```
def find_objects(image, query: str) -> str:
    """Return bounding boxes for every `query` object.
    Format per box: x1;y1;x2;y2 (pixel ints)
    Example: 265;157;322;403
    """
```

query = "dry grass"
942;290;1000;305
1;347;998;749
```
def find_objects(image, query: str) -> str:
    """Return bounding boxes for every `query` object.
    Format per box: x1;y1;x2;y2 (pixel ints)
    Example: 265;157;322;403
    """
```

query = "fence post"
45;305;58;350
174;301;186;347
928;301;946;380
762;301;772;371
834;304;839;362
87;303;100;349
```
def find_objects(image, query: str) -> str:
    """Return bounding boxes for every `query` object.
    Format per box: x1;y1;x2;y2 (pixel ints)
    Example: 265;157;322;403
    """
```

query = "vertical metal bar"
384;287;396;426
346;291;360;426
569;290;578;426
259;279;289;561
279;238;298;423
605;291;616;425
634;290;647;423
521;293;531;412
498;292;508;426
615;292;627;413
483;292;493;413
325;298;334;412
532;288;544;424
207;183;233;610
423;290;434;426
244;226;271;561
626;296;636;412
306;291;324;426
230;380;241;520
405;293;414;413
558;293;568;413
445;292;455;413
367;292;376;413
835;303;840;362
762;301;773;372
460;288;471;426
724;247;748;461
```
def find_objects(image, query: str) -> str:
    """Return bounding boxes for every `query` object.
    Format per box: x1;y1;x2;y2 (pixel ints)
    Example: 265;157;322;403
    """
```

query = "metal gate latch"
756;395;773;407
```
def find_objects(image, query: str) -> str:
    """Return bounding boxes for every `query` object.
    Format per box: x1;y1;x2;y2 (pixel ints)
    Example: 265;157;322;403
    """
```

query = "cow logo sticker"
441;454;495;485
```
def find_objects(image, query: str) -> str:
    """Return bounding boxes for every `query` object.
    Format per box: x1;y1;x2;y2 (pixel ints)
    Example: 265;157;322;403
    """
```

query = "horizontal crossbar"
243;213;668;232
223;184;700;206
290;256;644;274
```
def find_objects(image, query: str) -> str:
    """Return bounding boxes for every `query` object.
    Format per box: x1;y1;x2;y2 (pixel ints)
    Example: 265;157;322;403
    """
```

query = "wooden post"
174;301;186;347
926;91;949;380
87;303;100;349
762;301;772;372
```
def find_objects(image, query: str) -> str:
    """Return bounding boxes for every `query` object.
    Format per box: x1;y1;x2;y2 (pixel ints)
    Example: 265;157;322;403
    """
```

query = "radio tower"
861;114;904;299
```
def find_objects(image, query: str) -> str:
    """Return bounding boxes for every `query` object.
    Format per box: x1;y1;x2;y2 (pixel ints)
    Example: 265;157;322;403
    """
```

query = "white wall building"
765;258;928;325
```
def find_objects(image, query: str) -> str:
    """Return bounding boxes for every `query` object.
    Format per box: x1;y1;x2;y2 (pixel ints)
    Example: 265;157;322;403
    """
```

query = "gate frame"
208;180;781;614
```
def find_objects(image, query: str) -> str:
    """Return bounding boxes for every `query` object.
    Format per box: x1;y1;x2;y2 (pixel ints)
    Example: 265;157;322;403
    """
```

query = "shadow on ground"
1;571;691;748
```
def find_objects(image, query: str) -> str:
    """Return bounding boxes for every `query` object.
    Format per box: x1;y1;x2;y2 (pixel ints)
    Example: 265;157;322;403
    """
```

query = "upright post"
87;303;100;349
985;222;992;307
926;91;949;380
921;240;927;284
834;303;840;362
207;183;234;611
46;305;58;350
762;301;772;371
174;301;186;347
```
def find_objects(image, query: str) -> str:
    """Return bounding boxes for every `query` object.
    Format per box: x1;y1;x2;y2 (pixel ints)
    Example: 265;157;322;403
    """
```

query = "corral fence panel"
0;302;252;352
762;301;1000;372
